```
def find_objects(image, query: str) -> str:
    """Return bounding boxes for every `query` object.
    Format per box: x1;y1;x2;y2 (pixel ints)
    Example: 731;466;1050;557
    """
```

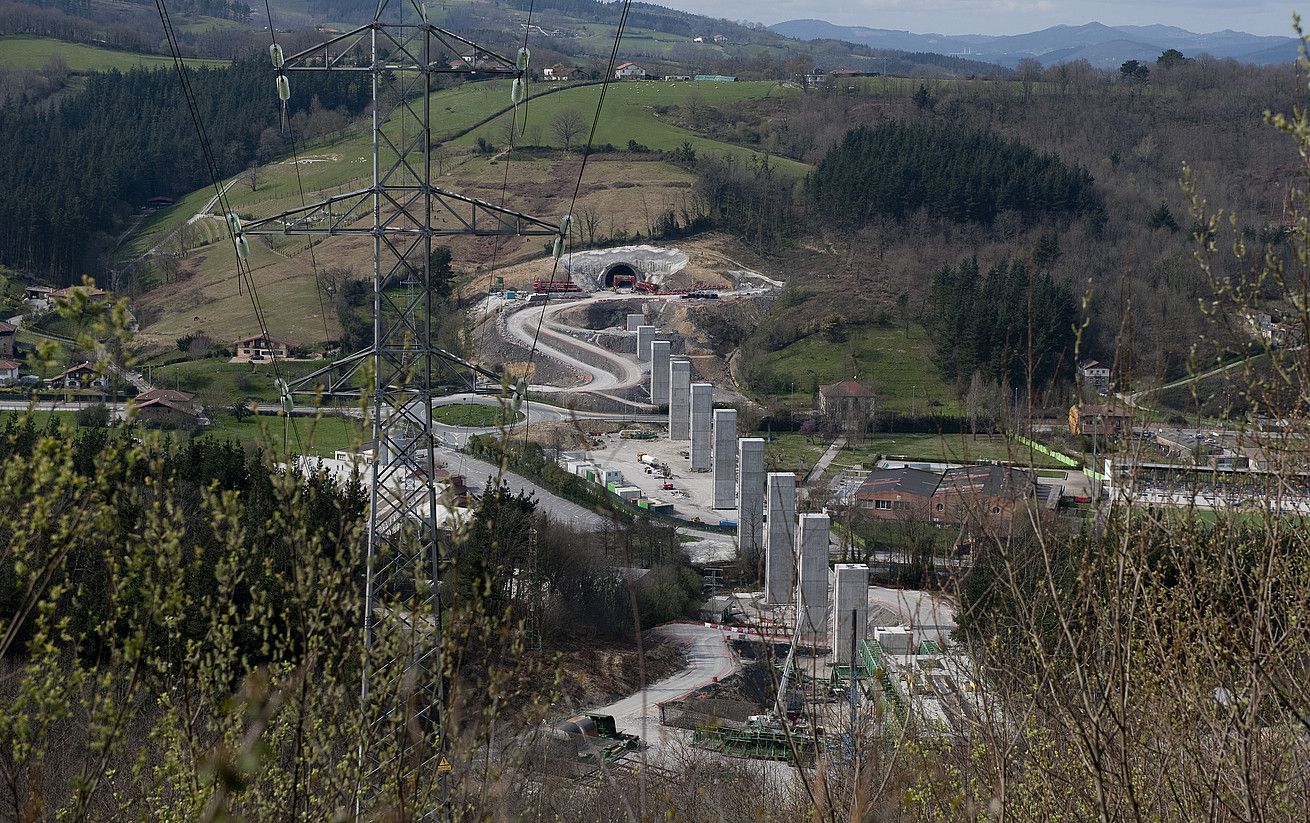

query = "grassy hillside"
747;323;960;416
125;77;800;259
120;75;802;351
460;80;807;173
0;36;228;71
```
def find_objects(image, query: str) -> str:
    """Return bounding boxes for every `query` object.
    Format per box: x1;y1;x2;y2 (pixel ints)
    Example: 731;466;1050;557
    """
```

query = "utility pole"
241;0;560;812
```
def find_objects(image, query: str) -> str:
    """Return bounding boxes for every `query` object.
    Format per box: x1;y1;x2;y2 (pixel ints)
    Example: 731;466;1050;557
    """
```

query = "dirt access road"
593;622;738;740
504;296;649;395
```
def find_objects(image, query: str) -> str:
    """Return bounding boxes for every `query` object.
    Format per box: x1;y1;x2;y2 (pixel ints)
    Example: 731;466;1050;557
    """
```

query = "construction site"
488;282;972;768
103;0;975;792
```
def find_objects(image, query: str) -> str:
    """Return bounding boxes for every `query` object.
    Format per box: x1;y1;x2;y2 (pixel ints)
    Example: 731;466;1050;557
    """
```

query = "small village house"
233;333;292;363
614;62;647;80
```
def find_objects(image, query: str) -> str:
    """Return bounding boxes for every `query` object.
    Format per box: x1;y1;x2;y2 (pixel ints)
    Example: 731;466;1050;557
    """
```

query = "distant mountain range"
768;20;1301;68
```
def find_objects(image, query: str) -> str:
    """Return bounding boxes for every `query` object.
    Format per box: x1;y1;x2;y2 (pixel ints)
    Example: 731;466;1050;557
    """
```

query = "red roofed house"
233;333;291;363
0;320;15;358
0;359;19;384
50;285;109;303
614;62;647;80
136;388;200;415
818;379;875;431
48;361;106;389
931;465;1037;539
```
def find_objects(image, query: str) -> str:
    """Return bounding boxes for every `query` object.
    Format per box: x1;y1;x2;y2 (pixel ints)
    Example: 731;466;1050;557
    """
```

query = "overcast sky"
652;1;1304;37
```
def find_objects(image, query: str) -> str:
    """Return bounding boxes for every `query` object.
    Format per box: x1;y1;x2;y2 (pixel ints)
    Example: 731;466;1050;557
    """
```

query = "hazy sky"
652;1;1305;37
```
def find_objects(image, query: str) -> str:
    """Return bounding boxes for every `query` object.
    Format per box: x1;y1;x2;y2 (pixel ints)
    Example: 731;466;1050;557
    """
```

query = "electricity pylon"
240;0;559;806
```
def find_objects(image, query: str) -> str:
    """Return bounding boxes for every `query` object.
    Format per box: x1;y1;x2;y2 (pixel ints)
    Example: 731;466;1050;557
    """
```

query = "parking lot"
588;433;729;525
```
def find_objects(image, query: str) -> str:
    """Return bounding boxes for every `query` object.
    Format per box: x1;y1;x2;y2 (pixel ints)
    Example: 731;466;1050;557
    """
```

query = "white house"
614;62;646;80
1079;360;1112;392
0;359;19;385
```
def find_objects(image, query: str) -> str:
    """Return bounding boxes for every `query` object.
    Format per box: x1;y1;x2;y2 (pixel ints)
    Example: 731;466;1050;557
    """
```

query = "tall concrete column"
636;325;655;360
736;437;765;567
832;564;870;665
650;340;670;405
764;472;797;604
669;359;692;440
713;408;737;509
797;513;830;636
626;312;644;331
690;383;713;471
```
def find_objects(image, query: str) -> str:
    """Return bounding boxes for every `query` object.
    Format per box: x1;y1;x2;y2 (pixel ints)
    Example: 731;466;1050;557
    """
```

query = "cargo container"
614;486;642;502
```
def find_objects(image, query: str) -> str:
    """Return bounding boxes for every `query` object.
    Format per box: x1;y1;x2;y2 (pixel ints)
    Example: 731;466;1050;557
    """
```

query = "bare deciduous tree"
549;107;585;150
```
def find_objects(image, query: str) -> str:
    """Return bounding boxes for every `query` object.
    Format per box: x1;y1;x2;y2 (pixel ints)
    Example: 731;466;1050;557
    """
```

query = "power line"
153;0;302;453
264;0;334;342
484;0;538;292
520;0;632;402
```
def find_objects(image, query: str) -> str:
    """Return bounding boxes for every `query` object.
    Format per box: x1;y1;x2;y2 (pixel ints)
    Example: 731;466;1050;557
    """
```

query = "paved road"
803;435;847;486
593;622;739;739
434;445;610;531
0;399;128;414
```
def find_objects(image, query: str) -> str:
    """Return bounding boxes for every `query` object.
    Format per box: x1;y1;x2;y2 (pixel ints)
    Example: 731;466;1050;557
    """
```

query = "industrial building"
556;450;674;514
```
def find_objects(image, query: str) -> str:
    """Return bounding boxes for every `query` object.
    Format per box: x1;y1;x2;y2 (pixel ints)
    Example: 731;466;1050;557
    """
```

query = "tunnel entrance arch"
603;262;640;288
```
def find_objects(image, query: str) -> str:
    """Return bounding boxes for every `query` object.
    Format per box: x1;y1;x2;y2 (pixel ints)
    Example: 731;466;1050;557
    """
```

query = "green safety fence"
1012;435;1080;468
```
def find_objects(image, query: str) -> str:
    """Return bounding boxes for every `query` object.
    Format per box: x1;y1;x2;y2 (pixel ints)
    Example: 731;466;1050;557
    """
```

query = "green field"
760;432;831;474
460;80;806;173
0;407;363;458
149;357;335;408
754;323;960;416
833;434;1068;470
432;403;523;427
0;36;228;72
206;412;367;457
122;79;569;258
124;77;801;260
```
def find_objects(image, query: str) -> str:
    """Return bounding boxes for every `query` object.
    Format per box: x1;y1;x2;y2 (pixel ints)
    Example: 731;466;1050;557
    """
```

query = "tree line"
809;121;1102;226
928;257;1077;391
0;58;370;282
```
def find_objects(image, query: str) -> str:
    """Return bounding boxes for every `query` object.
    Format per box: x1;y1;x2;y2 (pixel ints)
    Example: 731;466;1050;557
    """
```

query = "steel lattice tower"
242;0;559;806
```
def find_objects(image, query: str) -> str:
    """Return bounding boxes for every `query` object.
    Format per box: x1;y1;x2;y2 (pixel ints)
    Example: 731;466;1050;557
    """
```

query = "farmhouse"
1078;360;1112;392
0;320;14;358
1069;402;1133;437
0;359;19;384
818;379;875;418
614;62;647;80
233;333;292;363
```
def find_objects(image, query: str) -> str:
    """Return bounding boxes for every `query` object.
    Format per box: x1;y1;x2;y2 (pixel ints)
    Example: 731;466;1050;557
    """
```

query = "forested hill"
0;60;368;281
809;121;1101;225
